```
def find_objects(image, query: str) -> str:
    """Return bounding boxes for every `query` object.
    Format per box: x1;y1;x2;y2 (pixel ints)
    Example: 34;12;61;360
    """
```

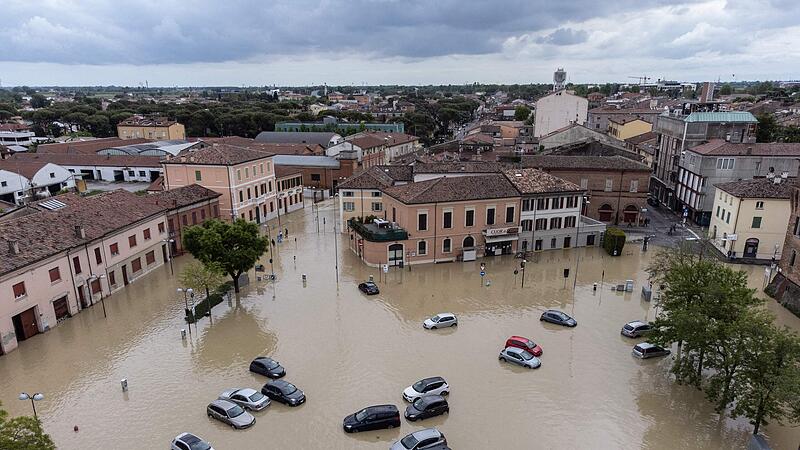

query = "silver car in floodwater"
499;347;541;369
218;388;270;411
206;399;255;429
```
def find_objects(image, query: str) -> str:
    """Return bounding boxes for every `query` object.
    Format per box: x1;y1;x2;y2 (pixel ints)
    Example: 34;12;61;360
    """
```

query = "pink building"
162;143;278;223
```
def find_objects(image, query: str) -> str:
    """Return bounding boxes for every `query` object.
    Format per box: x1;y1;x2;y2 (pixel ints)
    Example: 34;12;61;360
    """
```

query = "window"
182;214;189;226
268;181;273;192
108;270;116;286
465;209;475;227
91;279;101;294
566;196;577;208
213;205;219;217
443;238;452;253
716;205;720;217
245;167;249;179
127;170;134;177
371;191;382;197
630;180;639;193
554;197;564;209
565;216;576;228
110;243;119;256
522;220;533;231
195;170;202;181
73;256;82;274
146;250;156;265
131;258;142;273
522;199;532;211
128;235;137;248
236;169;241;181
342;191;354;197
143;228;151;240
418;240;427;255
755;201;764;210
371;202;382;211
726;211;731;224
94;247;102;264
486;207;495;225
343;202;355;211
752;217;762;228
201;209;206;220
260;163;264;174
716;158;735;170
605;179;613;192
551;237;557;249
247;188;252;200
536;198;548;210
0;181;6;187
49;267;61;283
505;206;515;223
158;222;165;233
239;191;244;202
443;211;452;229
138;170;145;177
12;282;26;298
550;217;562;229
311;174;321;181
535;218;547;230
418;212;428;231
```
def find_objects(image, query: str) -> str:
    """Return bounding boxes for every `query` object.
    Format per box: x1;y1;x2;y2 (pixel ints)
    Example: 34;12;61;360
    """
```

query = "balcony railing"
348;218;408;242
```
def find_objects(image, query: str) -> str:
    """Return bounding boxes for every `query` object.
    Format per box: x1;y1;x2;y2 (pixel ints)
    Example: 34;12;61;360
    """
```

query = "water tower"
553;68;567;92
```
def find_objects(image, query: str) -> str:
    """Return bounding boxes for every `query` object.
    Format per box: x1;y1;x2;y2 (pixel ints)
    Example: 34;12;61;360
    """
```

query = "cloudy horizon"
1;0;799;87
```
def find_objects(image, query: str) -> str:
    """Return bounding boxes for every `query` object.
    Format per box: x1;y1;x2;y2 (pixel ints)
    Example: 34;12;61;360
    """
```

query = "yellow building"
117;115;186;140
708;177;793;261
608;118;652;140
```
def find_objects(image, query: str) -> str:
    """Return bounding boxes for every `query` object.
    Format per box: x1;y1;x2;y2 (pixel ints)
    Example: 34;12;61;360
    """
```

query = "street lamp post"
520;259;527;288
18;392;44;419
162;239;175;275
177;287;194;334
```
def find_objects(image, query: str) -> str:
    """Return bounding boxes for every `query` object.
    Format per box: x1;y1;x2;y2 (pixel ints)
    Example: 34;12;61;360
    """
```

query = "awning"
484;235;519;243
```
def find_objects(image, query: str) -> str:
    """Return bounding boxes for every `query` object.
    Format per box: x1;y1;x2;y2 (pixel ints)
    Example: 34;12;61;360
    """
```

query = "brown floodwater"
1;200;799;450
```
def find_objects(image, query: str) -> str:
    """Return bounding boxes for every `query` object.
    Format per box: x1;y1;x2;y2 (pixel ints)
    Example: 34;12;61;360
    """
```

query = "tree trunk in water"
232;274;240;293
696;349;705;386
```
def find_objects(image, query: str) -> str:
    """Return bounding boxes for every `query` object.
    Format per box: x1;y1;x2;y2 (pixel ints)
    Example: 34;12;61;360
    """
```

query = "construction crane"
628;76;651;85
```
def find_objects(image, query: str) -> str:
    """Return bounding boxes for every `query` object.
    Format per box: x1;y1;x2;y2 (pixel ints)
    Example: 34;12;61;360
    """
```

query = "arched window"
598;204;614;222
463;235;475;248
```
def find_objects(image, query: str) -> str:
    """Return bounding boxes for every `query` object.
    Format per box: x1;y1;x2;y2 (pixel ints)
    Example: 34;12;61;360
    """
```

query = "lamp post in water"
18;392;44;419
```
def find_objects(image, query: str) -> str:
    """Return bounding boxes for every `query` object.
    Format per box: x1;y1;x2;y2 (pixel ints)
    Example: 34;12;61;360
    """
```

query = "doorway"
122;265;130;285
388;244;404;266
161;244;168;264
53;296;70;322
12;307;39;341
743;238;759;258
586;234;596;246
564;236;571;248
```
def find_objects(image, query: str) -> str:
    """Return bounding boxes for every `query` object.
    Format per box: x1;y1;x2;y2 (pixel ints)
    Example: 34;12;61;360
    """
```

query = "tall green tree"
514;106;531;121
183;219;269;293
179;260;226;300
0;402;56;450
757;113;777;143
731;325;800;435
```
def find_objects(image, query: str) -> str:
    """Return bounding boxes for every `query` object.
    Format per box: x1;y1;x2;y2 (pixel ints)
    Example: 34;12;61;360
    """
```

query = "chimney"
75;225;86;239
8;240;19;255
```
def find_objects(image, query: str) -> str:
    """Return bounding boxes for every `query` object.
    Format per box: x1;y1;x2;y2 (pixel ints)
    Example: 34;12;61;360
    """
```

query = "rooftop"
625;131;658;145
522;155;651;171
412;161;509;174
503;168;583;194
715;178;794;199
146;184;221;209
683;111;758;123
383;174;518;204
255;131;340;147
37;137;150;155
7;152;162;168
164;143;273;166
118;115;178;127
272;154;340;168
689;140;800;157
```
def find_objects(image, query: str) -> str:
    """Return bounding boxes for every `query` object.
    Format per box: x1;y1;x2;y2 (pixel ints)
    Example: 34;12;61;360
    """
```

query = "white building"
0;161;75;205
534;90;589;138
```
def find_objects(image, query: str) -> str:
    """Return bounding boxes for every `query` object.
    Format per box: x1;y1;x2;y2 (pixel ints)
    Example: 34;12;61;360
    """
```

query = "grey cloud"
0;0;669;64
536;28;588;46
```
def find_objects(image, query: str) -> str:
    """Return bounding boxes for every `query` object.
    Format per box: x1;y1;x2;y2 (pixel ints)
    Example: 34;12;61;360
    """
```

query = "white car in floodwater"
423;313;457;329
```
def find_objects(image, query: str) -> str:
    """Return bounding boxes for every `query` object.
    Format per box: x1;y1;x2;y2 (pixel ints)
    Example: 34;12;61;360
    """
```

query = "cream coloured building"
117;115;186;140
608;118;652;141
708;177;793;261
533;90;588;138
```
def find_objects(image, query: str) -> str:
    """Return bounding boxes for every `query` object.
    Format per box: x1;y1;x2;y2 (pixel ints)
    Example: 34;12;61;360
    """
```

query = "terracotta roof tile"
503;168;583;194
164;143;273;165
383;174;519;204
690;140;800;156
522;155;651;171
714;178;794;199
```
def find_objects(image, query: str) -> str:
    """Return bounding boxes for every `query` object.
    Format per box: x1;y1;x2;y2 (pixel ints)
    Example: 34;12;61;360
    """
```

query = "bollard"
369;275;374;282
120;378;128;392
593;283;598;292
181;329;187;340
302;274;307;282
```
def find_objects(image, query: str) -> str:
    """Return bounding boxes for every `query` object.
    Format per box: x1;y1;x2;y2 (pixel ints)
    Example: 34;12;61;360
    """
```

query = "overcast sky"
1;0;798;87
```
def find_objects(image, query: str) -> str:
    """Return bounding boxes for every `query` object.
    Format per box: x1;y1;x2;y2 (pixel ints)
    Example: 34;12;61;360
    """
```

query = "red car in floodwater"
505;336;543;357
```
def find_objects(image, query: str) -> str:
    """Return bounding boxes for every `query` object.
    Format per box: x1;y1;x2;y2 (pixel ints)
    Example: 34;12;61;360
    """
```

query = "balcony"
348;218;408;242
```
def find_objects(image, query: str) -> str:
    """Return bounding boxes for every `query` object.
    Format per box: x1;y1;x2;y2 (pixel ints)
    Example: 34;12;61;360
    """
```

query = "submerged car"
621;320;652;338
218;388;270;411
499;346;541;369
358;281;380;295
249;356;286;378
540;309;577;327
403;376;450;402
206;399;255;429
404;395;449;421
261;379;306;406
342;404;400;432
423;313;457;329
391;428;448;450
632;342;671;359
505;335;543;356
171;432;214;450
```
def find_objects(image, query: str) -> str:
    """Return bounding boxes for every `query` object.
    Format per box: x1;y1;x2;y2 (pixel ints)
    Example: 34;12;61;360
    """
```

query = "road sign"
480;270;486;277
382;264;389;273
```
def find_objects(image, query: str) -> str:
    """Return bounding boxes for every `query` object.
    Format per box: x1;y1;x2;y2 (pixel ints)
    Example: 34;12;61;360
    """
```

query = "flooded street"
1;200;799;450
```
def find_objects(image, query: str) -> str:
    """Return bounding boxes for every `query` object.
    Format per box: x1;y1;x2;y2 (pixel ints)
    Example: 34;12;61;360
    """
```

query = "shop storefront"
482;226;519;256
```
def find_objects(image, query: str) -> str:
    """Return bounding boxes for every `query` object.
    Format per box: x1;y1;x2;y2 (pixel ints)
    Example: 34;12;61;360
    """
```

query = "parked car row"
621;320;671;359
